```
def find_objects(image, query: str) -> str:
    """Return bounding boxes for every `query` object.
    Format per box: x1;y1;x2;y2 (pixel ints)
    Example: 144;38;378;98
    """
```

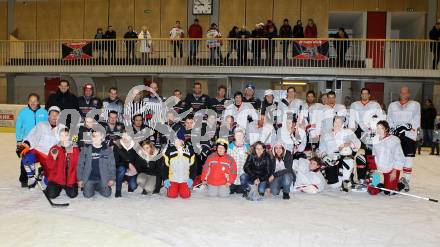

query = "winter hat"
264;89;274;96
83;83;94;91
48;106;61;114
216;138;229;150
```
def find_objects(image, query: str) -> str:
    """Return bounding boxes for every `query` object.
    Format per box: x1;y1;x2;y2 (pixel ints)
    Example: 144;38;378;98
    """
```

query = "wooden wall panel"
405;0;428;12
245;0;273;28
134;0;161;37
84;0;109;39
438;0;440;20
301;0;329;37
378;0;405;11
161;0;187;37
60;0;85;39
219;0;245;32
0;2;7;40
273;0;300;28
109;0;134;38
36;0;60;40
353;0;378;11
14;1;37;40
329;0;354;11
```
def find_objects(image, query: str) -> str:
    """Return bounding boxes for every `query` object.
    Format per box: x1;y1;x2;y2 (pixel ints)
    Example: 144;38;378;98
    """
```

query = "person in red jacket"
188;18;203;63
201;138;237;197
45;128;80;199
304;18;317;38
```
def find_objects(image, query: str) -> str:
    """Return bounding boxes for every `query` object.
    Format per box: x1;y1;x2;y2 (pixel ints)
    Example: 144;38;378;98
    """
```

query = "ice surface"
0;133;439;247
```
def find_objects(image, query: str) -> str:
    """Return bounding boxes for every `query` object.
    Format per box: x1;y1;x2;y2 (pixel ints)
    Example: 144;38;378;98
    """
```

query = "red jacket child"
46;145;80;187
201;139;237;186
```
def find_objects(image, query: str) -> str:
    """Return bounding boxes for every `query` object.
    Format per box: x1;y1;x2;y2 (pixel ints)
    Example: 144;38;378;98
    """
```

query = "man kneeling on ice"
292;157;326;194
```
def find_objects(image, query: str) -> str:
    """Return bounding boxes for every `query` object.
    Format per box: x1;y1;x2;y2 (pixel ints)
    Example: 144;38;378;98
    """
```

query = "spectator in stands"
251;23;265;65
94;28;105;62
279;18;293;61
138;26;152;65
421;99;437;154
124;25;138;64
188;18;203;64
429;21;440;70
304;19;317;38
226;26;240;62
170;21;185;58
45;80;79;128
265;20;277;34
206;23;223;65
265;25;278;66
78;83;102;119
237;26;251;66
104;25;117;64
331;28;350;67
101;87;124;122
293;20;304;38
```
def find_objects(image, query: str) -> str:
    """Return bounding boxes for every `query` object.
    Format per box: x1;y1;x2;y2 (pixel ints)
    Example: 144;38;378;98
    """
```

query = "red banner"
62;41;93;60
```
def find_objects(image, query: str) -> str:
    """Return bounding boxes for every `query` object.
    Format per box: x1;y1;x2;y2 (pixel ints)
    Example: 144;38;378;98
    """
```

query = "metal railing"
0;38;439;70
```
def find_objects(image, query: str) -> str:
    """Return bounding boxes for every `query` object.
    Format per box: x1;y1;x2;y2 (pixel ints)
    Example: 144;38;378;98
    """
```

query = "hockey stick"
368;185;438;203
34;176;69;207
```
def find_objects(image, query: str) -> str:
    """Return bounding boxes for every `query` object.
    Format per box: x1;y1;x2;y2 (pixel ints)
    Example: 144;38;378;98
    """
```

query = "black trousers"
46;181;78;199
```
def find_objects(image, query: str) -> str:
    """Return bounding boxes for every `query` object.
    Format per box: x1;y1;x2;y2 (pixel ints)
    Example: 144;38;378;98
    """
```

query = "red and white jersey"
300;102;324;138
387;100;421;141
277;98;305;126
373;135;405;173
223;102;258;130
292;158;326;193
349;100;385;132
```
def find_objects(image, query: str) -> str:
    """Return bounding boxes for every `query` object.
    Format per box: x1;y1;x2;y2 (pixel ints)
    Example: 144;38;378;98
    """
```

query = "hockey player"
77;83;102;119
276;115;307;157
163;138;196;199
387;86;421;191
261;89;279;129
318;116;361;191
101;87;124;122
46;128;80;199
292;157;326;194
301;90;324;151
201;138;237;197
277;87;304;128
208;85;229;121
368;120;406;195
320;91;348;134
17;106;65;188
184;82;210;113
223;91;259;130
349;88;385;185
142;82;165;127
242;83;262;111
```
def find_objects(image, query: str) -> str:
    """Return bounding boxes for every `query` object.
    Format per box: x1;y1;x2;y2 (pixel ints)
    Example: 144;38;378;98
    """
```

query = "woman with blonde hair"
134;140;163;195
138;25;153;65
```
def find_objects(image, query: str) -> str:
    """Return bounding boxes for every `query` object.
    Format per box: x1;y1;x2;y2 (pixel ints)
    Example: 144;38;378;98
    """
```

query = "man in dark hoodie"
77;83;102;119
237;26;251;66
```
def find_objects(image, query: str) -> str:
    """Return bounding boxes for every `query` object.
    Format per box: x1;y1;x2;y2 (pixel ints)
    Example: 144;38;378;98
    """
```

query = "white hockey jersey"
320;104;348;135
300;102;324;139
277;98;305;126
387;100;421;141
292;158;326;193
318;128;361;159
24;122;65;155
246;122;275;145
372;135;405;173
275;125;307;152
223;102;259;130
349;100;385;132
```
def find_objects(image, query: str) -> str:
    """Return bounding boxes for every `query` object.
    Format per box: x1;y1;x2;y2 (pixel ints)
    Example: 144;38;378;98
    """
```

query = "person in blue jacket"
15;93;48;187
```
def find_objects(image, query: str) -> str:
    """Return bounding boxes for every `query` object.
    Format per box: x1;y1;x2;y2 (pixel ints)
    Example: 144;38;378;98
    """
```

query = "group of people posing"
14;79;426;201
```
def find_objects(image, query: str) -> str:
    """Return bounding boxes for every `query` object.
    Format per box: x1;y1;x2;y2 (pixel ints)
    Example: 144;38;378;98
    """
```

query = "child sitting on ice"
292;157;326;194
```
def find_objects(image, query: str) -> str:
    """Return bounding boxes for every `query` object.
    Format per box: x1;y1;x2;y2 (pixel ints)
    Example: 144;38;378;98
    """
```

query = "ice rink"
0;133;439;247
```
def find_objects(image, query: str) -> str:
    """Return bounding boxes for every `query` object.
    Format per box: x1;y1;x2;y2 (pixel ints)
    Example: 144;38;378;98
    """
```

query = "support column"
7;0;14;36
